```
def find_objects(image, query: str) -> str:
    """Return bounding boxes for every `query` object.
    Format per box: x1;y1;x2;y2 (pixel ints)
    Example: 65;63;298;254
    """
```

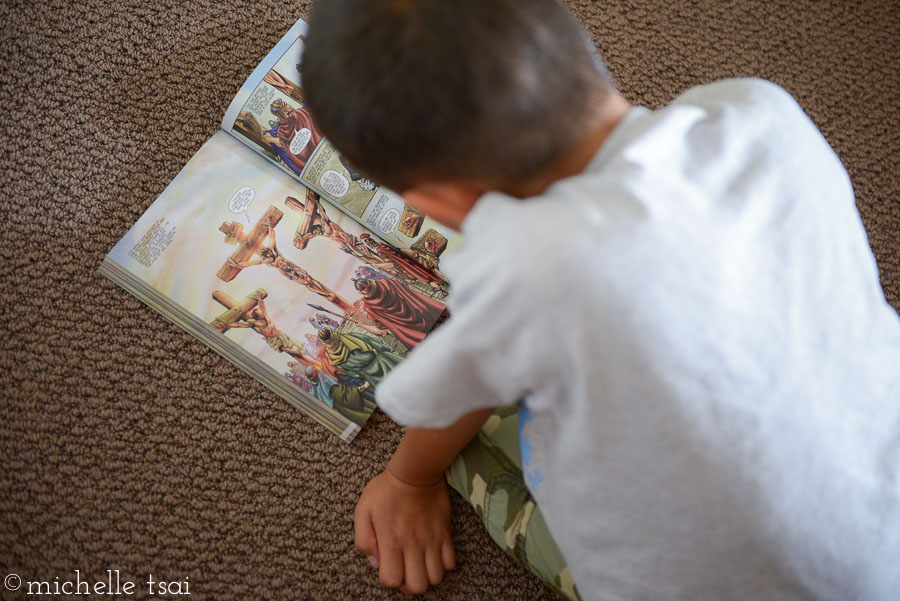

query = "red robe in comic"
355;278;445;349
275;107;323;172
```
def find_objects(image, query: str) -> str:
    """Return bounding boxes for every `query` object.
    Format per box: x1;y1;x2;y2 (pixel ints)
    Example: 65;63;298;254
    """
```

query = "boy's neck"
500;93;632;199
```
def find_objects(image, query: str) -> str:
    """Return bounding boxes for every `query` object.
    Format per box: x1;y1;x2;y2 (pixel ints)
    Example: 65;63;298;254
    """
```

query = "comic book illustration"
102;132;448;441
231;80;324;179
407;228;450;274
301;140;378;218
412;228;449;256
398;205;425;238
220;17;461;270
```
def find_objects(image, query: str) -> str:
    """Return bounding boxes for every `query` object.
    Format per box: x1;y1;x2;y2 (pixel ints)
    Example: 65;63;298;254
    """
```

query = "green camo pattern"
446;405;581;601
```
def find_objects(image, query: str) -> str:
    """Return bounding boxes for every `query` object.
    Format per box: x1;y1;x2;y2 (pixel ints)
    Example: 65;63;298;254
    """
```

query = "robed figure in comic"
353;277;445;349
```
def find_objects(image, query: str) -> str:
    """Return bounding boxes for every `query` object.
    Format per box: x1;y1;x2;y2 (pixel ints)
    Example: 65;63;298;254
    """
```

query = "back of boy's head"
301;0;614;192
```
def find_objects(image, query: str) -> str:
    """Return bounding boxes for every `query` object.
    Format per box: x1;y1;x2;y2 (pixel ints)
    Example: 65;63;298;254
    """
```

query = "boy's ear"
401;181;485;231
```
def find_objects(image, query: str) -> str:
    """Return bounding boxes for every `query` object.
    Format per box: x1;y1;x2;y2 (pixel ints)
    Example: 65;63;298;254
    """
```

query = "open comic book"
223;18;458;265
99;17;457;442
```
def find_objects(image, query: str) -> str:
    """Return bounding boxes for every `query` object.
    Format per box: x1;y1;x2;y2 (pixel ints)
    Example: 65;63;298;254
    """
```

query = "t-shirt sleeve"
375;239;542;428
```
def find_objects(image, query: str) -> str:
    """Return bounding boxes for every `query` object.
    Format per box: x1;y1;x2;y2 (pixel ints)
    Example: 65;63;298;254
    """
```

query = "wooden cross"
209;289;267;331
216;204;354;313
209;288;316;368
286;189;331;249
283;193;409;282
263;70;305;105
217;206;284;282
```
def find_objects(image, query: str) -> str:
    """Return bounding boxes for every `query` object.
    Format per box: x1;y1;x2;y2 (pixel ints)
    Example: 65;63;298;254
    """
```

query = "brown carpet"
1;1;897;599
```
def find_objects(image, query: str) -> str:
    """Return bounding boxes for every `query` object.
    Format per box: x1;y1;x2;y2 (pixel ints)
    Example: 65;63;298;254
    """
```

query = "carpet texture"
1;1;897;599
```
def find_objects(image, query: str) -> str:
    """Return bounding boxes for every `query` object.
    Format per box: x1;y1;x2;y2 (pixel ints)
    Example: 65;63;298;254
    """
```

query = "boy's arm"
386;408;494;486
354;408;494;595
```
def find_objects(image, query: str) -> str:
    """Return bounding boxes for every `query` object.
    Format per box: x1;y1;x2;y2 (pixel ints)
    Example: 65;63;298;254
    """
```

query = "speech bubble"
378;208;401;234
289;128;312;155
229;186;255;213
229;186;255;223
320;170;350;198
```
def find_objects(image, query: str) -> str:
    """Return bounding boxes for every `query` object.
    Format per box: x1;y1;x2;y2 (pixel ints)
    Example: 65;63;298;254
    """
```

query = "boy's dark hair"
301;0;613;192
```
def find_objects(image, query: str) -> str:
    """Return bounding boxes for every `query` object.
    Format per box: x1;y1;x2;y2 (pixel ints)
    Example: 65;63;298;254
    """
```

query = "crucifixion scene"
104;130;453;436
217;204;356;313
210;288;318;368
285;189;448;297
210;286;393;426
216;195;447;351
210;189;448;414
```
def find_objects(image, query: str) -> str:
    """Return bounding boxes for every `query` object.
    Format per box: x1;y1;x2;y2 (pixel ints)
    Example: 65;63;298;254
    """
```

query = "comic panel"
270;34;306;89
108;132;448;430
300;140;378;218
219;16;462;273
398;205;425;238
230;80;325;179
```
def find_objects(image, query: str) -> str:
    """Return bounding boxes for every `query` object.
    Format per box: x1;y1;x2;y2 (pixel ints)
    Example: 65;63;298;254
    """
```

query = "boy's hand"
354;468;456;594
354;410;491;593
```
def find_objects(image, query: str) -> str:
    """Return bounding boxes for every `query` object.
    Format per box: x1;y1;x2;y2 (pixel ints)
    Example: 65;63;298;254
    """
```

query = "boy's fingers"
354;511;378;559
401;551;429;595
425;546;445;586
441;538;456;571
378;546;404;589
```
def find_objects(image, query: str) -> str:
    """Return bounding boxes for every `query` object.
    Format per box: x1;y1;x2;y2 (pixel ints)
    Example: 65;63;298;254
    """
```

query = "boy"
300;1;900;599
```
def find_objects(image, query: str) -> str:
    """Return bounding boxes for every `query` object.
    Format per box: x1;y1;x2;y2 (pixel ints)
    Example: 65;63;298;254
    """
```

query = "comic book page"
102;131;449;441
219;17;460;274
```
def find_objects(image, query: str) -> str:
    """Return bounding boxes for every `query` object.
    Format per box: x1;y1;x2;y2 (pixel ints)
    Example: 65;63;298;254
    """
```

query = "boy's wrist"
384;409;492;490
385;459;445;489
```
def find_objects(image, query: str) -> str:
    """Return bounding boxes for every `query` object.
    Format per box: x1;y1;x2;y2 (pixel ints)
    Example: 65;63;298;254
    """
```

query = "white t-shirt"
376;79;900;601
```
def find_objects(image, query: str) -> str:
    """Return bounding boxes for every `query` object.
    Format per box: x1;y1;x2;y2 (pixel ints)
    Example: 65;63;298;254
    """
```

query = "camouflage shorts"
446;405;581;601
